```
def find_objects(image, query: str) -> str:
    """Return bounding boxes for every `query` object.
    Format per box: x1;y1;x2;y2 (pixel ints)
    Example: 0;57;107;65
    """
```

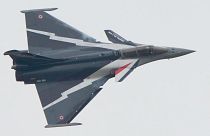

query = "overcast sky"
1;0;210;136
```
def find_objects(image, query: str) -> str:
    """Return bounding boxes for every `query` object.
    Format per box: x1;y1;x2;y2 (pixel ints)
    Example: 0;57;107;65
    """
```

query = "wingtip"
21;8;58;13
45;122;82;128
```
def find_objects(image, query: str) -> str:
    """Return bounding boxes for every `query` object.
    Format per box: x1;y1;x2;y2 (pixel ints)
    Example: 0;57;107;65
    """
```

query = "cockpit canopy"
120;46;168;59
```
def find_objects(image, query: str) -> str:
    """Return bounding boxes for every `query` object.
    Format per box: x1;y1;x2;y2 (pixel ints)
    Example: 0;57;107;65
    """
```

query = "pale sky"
1;0;210;136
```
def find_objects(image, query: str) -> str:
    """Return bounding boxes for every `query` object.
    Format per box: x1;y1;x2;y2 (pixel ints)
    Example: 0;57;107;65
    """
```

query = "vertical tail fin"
104;30;136;46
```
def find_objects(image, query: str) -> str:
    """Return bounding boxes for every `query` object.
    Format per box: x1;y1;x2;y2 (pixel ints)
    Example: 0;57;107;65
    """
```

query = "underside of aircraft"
4;8;194;128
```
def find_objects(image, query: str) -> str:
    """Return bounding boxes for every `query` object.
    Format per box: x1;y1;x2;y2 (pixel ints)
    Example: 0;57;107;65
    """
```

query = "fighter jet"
4;8;194;128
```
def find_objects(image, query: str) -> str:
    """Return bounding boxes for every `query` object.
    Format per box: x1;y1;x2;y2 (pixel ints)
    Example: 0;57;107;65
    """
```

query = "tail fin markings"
104;30;136;46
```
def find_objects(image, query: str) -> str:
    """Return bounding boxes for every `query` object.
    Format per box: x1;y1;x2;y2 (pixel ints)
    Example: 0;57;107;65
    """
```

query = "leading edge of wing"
22;8;134;55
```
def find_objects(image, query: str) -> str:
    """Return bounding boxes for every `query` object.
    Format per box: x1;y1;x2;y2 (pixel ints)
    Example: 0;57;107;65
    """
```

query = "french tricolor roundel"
59;115;64;120
38;14;43;19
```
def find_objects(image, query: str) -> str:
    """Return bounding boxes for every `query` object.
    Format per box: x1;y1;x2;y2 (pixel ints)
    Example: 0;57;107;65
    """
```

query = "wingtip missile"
21;8;58;13
45;123;82;128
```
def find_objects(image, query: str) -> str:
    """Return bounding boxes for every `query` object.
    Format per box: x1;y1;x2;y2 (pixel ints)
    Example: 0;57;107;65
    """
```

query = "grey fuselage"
11;45;193;84
4;8;195;127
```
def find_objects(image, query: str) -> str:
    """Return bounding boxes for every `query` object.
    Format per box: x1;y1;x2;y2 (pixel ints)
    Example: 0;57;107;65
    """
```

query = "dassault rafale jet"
4;8;194;128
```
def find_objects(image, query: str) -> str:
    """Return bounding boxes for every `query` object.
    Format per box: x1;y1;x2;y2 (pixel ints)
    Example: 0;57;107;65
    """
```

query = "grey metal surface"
105;30;136;46
4;8;195;127
21;8;58;13
43;76;110;125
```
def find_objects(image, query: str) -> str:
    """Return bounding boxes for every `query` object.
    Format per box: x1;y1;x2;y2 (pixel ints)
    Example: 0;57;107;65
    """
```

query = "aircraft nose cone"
168;48;195;58
178;48;195;56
